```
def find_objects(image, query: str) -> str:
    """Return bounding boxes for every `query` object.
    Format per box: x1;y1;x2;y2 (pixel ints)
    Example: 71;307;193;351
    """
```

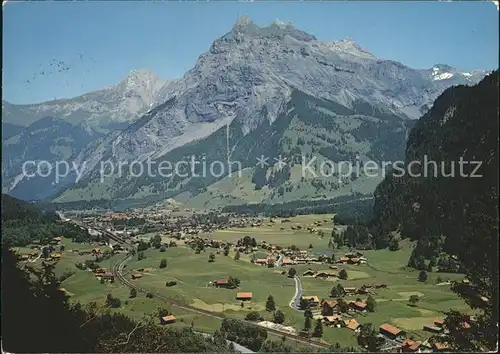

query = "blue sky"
2;1;498;104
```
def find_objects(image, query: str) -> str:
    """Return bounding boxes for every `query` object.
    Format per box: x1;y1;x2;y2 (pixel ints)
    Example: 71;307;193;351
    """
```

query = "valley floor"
18;214;469;351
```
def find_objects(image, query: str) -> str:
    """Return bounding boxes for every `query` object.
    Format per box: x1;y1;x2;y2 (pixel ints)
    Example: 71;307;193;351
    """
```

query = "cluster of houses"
422;316;472;335
254;255;278;267
296;292;458;352
335;251;367;265
28;237;63;248
93;267;114;282
370;317;471;352
294;296;368;332
302;268;339;279
18;250;40;261
163;217;267;238
252;248;370;269
184;237;233;250
377;319;468;352
19;236;122;266
20;251;60;262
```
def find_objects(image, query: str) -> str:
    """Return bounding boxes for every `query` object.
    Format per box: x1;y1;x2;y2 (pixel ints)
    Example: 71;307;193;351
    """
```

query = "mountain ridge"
2;17;489;206
2;68;167;132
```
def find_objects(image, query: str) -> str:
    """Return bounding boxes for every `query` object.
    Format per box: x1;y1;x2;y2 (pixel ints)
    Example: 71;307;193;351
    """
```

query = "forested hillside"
1;194;91;246
370;71;499;351
1;247;236;353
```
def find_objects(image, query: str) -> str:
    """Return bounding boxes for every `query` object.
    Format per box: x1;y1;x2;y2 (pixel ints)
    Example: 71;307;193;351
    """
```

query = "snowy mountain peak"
433;64;454;72
430;64;456;81
429;64;489;83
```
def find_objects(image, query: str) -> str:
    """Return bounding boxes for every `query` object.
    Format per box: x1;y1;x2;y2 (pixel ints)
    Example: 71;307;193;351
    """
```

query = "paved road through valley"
289;276;303;311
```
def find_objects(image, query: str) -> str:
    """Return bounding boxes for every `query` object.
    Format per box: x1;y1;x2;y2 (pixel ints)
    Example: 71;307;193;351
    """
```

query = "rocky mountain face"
97;17;486;163
2;69;167;132
2;117;100;200
372;71;498;247
3;17;488;206
2;69;166;200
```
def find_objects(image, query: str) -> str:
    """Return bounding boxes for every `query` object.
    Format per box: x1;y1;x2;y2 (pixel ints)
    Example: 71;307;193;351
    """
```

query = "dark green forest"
1;246;237;353
1;194;92;246
222;193;371;217
369;71;499;351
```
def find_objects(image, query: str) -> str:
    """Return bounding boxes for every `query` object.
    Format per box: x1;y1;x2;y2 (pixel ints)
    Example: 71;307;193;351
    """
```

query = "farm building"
236;292;253;301
336;257;349;264
161;315;176;324
301;296;320;307
344;287;357;295
321;300;339;316
103;273;115;281
379;323;405;339
401;339;422;352
281;258;296;266
349;301;367;312
131;274;143;279
345;251;363;258
215;279;230;288
255;259;267;265
315;271;337;279
432;342;450;352
302;269;316;276
344;319;360;331
323;314;342;326
433;318;445;327
423;324;443;333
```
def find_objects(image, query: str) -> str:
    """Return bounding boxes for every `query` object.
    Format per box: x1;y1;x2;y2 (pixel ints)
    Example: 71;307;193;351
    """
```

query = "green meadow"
40;215;469;349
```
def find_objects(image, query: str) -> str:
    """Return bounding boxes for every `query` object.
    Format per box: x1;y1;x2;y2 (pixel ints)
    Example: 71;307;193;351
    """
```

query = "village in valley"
12;205;473;352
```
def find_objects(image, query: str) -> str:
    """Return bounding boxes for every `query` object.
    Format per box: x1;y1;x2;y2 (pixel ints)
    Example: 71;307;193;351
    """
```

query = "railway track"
111;255;332;349
70;219;333;350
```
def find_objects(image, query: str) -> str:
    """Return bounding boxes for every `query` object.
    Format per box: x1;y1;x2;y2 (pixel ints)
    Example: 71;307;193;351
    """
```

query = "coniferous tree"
312;319;323;337
366;295;376;312
273;310;285;324
266;295;276;312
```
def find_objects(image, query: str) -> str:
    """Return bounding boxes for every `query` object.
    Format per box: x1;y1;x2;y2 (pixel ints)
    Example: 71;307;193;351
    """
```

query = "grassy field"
44;216;470;349
124;244;359;348
15;238;114;278
204;214;335;250
295;239;469;340
122;232;468;345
